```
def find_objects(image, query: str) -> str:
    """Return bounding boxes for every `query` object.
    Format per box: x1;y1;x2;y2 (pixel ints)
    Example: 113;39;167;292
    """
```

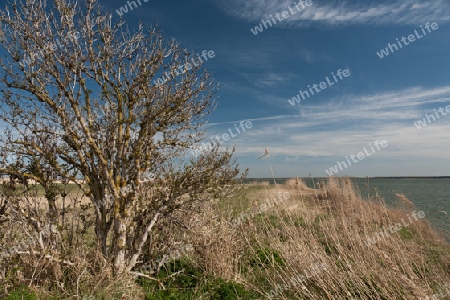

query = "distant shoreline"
245;176;450;182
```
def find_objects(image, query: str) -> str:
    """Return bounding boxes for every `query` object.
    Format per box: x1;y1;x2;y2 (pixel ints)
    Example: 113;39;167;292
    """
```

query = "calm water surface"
248;178;450;239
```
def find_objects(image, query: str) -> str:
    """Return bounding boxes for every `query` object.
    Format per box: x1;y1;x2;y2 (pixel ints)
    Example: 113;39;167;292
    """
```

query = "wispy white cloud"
208;86;450;167
242;71;297;88
216;0;450;27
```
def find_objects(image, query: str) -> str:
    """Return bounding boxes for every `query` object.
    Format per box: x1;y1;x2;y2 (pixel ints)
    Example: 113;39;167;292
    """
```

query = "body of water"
349;178;450;239
247;177;450;239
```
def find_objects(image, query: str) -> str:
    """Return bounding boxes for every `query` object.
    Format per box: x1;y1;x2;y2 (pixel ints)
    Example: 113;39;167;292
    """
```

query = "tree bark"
113;215;127;275
47;198;58;223
91;182;109;256
126;211;161;272
95;213;108;256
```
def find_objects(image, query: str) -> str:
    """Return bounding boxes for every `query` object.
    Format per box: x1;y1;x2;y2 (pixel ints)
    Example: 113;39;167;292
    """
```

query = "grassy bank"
1;177;449;299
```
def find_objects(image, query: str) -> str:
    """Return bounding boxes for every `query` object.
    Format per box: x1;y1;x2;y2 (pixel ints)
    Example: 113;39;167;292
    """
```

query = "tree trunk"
126;212;161;272
92;183;109;256
113;214;127;275
47;198;58;223
95;215;108;255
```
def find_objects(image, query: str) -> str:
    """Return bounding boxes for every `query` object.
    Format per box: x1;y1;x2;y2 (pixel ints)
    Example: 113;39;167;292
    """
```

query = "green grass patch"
314;213;330;224
4;286;37;300
398;227;413;240
138;258;258;299
249;248;286;269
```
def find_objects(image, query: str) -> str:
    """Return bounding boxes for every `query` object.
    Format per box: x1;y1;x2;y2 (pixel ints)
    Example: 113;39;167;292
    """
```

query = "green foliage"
293;216;307;227
44;183;61;200
316;234;338;256
282;215;307;228
138;259;257;299
314;213;330;224
249;248;286;269
145;289;196;300
162;259;203;288
4;286;37;300
138;258;203;299
265;214;280;229
425;246;450;273
398;227;413;240
211;279;258;299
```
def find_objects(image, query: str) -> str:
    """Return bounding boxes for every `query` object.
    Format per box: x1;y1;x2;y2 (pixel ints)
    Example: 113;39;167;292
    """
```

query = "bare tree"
0;0;246;275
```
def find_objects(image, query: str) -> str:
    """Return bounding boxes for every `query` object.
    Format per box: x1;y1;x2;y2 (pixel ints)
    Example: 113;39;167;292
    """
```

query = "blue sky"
75;0;450;177
6;0;450;178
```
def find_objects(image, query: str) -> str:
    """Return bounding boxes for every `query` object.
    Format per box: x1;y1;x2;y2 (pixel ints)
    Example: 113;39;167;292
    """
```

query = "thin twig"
15;251;74;266
129;271;165;289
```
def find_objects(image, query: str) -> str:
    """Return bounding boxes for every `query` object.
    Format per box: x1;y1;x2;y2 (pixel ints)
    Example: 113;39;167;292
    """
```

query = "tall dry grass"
1;177;449;299
0;183;145;299
175;176;450;299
